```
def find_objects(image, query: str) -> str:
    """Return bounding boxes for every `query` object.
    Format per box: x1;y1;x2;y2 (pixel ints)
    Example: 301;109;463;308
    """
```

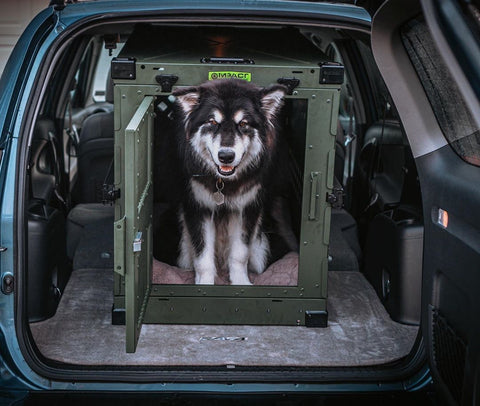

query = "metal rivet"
122;94;126;99
312;94;316;99
303;241;308;245
308;145;313;149
293;90;298;96
326;99;331;103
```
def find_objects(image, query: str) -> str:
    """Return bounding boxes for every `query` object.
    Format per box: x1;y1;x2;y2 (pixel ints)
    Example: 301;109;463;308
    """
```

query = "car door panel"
372;1;480;404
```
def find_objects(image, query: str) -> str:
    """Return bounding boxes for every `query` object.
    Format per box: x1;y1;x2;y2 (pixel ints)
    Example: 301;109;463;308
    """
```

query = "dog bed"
152;252;298;286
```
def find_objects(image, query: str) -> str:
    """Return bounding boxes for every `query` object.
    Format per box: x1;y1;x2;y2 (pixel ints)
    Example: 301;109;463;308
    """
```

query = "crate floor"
29;269;418;366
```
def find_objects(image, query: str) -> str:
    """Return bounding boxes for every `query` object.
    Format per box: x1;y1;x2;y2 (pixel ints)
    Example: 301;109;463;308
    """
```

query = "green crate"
112;25;342;352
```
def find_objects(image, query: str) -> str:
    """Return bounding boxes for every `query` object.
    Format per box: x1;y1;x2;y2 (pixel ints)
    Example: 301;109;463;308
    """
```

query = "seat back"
73;71;115;204
73;110;114;203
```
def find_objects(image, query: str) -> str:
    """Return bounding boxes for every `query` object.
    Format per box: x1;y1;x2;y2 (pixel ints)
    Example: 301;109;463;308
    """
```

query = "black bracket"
155;74;179;92
112;306;126;325
305;310;328;328
326;187;344;209
104;34;120;56
102;184;121;205
319;62;344;85
111;57;136;80
277;77;300;95
49;0;66;11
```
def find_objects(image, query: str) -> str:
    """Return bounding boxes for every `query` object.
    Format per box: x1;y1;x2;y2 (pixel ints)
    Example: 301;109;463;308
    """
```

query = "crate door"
123;96;154;353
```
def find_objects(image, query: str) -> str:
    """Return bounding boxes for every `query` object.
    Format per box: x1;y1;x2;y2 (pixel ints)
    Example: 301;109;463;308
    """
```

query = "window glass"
402;18;480;166
356;40;398;121
92;42;123;102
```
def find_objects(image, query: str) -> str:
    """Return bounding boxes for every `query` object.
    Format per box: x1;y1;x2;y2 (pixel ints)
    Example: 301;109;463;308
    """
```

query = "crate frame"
111;26;341;352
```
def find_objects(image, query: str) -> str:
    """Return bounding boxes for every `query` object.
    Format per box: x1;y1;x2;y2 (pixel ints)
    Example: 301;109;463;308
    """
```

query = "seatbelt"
66;98;80;156
47;130;67;210
372;100;390;184
363;99;390;213
345;94;356;181
65;87;80;203
102;157;120;205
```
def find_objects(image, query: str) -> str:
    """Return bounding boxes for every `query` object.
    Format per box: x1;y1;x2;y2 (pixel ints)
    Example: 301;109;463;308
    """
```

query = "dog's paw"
229;274;253;286
195;273;215;285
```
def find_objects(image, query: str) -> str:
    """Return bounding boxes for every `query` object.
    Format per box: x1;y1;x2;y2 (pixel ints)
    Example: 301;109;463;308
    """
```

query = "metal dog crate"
111;25;343;352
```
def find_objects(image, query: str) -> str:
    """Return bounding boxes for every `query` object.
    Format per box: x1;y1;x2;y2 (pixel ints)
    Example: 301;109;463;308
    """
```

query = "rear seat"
72;74;115;204
328;208;362;272
66;203;114;267
327;122;362;272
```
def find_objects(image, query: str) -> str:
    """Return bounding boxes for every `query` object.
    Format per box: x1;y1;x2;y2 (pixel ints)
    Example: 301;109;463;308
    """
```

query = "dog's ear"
172;87;200;117
260;84;286;124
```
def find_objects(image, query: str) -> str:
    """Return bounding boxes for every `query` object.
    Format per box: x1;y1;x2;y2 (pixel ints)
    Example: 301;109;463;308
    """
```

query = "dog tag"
213;190;225;205
214;178;225;205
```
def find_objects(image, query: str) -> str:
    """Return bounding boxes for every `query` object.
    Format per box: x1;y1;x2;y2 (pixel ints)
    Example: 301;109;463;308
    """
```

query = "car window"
356;40;398;122
402;17;480;166
92;42;123;102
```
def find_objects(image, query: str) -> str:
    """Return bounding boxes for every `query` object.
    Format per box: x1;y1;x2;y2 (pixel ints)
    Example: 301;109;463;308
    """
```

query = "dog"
172;79;287;285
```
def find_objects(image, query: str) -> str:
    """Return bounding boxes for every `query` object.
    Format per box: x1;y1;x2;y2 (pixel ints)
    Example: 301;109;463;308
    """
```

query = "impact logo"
208;71;252;81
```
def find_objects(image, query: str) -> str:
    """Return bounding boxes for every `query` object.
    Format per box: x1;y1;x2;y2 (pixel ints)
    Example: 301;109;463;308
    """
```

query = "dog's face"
173;79;286;180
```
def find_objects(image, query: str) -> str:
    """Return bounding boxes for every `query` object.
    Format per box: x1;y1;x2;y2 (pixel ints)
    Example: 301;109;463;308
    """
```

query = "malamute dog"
172;79;287;285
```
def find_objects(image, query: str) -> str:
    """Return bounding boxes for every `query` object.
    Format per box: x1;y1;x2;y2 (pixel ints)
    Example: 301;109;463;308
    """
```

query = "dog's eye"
207;118;218;126
239;120;248;128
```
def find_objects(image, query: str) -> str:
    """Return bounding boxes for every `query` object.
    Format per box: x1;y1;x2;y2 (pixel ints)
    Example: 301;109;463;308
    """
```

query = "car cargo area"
25;20;422;370
30;268;417;366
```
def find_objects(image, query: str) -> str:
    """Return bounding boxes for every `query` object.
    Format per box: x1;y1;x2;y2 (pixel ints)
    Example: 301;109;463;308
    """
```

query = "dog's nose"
218;149;235;164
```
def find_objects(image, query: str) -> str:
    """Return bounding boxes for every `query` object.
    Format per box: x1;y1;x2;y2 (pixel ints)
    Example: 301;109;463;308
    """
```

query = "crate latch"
155;74;178;92
326;187;344;209
277;77;300;95
133;232;143;252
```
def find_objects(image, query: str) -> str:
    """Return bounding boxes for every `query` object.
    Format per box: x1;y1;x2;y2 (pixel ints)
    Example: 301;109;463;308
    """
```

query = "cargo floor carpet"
30;269;418;366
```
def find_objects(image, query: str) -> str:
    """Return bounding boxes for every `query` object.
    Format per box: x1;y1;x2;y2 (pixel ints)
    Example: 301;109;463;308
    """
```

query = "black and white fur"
172;79;286;285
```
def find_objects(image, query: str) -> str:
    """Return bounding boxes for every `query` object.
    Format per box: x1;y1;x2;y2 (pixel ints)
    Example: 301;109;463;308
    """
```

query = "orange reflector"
438;208;449;228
